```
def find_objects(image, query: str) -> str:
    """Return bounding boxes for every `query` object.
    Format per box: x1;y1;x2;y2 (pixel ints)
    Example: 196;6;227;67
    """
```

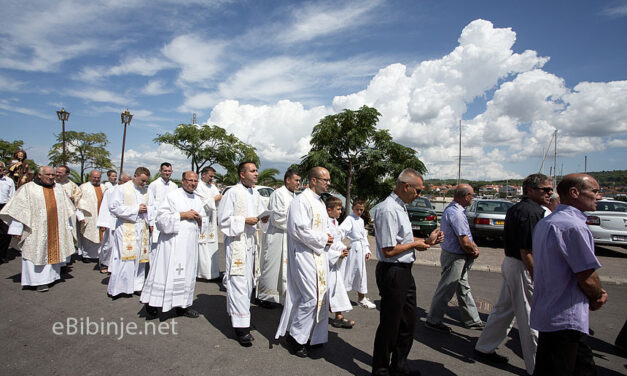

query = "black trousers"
533;330;596;376
372;262;417;375
0;203;9;261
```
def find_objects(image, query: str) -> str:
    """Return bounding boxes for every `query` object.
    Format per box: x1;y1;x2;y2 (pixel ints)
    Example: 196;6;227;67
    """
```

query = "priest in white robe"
107;167;155;297
276;167;334;358
55;165;80;264
103;169;118;191
76;170;106;262
218;161;268;347
141;171;204;319
0;166;75;292
148;162;177;253
195;166;222;280
257;169;300;305
97;173;131;273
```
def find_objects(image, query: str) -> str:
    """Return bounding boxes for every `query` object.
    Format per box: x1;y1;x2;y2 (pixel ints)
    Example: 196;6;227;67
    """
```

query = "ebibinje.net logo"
52;317;179;340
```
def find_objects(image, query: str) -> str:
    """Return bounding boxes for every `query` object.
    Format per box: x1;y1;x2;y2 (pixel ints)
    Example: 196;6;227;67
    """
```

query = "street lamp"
56;108;70;164
120;109;133;175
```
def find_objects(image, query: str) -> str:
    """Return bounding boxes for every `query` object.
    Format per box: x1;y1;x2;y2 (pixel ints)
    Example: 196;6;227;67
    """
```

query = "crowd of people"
0;154;623;375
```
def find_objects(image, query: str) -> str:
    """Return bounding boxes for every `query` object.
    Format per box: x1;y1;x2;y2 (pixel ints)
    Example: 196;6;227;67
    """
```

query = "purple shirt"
440;201;473;255
530;204;601;334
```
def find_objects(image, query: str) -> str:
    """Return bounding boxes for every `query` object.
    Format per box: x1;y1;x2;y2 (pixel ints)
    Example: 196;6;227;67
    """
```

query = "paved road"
1;246;625;376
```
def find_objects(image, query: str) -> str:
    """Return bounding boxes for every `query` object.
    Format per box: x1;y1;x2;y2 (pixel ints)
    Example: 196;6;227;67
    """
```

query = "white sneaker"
358;297;376;309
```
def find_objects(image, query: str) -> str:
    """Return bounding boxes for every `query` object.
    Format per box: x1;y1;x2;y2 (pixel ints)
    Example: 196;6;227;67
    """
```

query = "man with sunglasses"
474;173;552;375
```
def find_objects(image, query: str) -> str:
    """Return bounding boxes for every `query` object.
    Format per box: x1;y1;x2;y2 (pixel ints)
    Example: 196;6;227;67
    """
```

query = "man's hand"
138;203;148;214
590;289;608;311
245;217;259;226
426;228;444;246
149;226;154;233
260;215;269;223
214;194;222;201
326;233;334;246
470;244;480;259
180;209;201;222
365;253;371;261
340;248;348;258
412;237;430;251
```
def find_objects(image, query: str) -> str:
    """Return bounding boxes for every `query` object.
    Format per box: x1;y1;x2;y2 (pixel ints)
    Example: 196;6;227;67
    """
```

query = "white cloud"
608;138;627;148
141;80;174;96
0;75;26;92
600;2;627;16
0;99;49;119
161;34;226;84
118;144;191;177
66;88;131;106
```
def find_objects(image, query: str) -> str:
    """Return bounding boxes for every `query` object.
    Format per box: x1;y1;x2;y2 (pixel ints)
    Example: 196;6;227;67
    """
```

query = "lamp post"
120;109;133;175
56;108;70;165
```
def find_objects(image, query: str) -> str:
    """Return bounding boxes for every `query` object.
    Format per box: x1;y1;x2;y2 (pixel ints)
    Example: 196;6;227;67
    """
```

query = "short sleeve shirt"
530;204;602;334
374;192;415;264
440;201;473;255
503;197;545;260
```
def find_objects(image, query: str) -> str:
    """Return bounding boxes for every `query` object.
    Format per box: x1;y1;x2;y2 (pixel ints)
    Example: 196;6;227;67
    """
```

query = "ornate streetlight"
56;108;70;164
120;109;133;174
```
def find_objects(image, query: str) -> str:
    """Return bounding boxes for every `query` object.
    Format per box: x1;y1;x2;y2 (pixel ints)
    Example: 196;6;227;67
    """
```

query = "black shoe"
425;321;451;333
473;349;509;364
465;321;486;330
145;305;159;320
36;284;49;292
176;307;200;318
257;300;274;309
0;257;8;264
287;333;307;358
237;333;254;347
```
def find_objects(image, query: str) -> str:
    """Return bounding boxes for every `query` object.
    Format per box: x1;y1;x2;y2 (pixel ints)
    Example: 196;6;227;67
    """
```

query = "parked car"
465;199;514;240
585;199;627;247
406;197;438;237
221;185;275;209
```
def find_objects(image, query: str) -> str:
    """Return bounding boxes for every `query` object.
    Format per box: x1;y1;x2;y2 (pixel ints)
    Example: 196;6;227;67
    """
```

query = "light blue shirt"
530;204;602;334
0;175;15;204
440;201;473;255
374;192;415;264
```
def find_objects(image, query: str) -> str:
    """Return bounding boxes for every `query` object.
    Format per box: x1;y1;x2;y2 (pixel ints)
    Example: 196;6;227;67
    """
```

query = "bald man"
426;184;485;333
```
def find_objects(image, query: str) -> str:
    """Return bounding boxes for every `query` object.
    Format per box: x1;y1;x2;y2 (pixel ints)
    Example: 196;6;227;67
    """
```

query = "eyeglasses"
534;187;553;194
315;177;331;183
402;181;422;195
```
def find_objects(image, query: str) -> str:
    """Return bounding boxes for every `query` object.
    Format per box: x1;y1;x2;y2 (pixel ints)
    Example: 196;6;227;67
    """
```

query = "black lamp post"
56;108;70;164
120;109;133;174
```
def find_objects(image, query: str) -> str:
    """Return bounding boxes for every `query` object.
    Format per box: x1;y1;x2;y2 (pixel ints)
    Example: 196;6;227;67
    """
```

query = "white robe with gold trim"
195;181;220;279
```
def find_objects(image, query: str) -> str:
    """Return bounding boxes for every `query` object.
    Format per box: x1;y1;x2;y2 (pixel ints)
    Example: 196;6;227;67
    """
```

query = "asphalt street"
1;244;626;376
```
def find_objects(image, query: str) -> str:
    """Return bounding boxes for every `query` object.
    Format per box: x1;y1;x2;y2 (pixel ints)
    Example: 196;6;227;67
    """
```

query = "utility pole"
585;155;587;173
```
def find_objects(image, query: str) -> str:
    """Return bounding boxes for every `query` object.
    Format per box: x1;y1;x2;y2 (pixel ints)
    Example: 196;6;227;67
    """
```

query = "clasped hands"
180;209;202;226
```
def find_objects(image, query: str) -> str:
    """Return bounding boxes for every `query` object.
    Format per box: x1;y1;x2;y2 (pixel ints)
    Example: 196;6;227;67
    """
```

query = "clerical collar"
34;177;54;188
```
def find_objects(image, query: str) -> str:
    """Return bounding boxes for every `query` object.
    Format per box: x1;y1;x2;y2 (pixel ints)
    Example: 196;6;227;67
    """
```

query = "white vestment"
76;182;106;260
275;188;329;346
0;181;75;286
107;182;155;296
103;181;116;191
96;189;116;267
340;213;371;294
195;181;220;279
141;188;204;311
258;185;294;304
218;182;267;328
57;179;80;261
148;177;178;250
327;217;352;313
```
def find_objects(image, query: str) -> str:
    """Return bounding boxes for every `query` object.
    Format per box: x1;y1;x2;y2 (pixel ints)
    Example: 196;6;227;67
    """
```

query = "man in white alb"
107;167;155;297
97;173;131;273
103;170;118;191
148;162;178;253
275;167;334;358
76;170;106;263
195;166;222;280
257;168;300;306
141;171;204;319
218;161;269;347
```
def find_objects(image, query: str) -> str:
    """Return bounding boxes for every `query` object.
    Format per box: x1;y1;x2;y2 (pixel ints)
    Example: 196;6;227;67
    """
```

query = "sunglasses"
534;187;553;194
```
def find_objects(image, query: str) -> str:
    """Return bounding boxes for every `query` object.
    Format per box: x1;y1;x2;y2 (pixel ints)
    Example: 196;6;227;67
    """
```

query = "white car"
585;199;627;247
221;185;275;209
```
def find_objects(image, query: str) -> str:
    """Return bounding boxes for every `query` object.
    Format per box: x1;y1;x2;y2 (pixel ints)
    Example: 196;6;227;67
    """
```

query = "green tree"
299;105;426;208
257;168;279;186
48;131;113;183
154;124;259;174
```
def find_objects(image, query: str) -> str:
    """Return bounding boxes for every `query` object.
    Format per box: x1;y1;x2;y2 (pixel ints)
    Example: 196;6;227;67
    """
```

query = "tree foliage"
257;168;280;186
299;105;426;208
0;138;37;171
154;124;259;175
48;131;113;183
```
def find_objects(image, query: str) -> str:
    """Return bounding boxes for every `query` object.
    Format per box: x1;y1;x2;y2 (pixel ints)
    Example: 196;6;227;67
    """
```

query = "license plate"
612;235;627;242
494;220;505;225
412;225;421;230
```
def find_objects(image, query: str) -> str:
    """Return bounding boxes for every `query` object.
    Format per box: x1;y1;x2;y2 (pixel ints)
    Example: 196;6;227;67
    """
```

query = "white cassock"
327;217;352;313
76;182;106;260
275;188;329;346
195;181;220;279
0;181;75;286
340;213;371;294
218;182;267;328
96;189;116;267
258;185;294;304
107;181;155;296
57;179;81;263
148;177;178;253
141;188;204;312
103;181;116;191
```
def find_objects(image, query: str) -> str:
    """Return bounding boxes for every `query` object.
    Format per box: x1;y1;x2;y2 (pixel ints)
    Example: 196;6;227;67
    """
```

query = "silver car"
465;199;514;240
585;199;627;247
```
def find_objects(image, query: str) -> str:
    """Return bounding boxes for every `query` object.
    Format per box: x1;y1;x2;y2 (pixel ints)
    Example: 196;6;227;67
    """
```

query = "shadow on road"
595;245;627;259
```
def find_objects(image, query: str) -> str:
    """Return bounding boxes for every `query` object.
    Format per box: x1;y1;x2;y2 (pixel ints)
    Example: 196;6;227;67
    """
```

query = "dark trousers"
0;203;9;261
372;262;417;375
533;330;596;376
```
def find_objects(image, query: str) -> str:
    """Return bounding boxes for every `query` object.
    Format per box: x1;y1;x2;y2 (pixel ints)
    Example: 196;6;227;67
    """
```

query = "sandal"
330;316;354;329
99;267;108;274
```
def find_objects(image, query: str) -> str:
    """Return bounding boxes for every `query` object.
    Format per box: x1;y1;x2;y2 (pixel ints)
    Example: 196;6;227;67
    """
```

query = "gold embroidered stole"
95;185;103;242
229;185;249;276
121;181;150;262
42;186;60;264
302;189;328;323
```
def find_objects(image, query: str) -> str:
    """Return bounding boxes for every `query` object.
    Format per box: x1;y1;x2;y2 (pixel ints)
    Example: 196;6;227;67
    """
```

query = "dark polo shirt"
503;197;545;260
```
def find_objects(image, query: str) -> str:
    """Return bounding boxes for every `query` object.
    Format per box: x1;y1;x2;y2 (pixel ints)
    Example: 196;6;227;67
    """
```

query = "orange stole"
42;186;60;264
95;185;104;242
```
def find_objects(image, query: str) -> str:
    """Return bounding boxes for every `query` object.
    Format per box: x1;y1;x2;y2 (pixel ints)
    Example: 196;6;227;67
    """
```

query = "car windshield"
475;201;513;214
596;201;627;212
410;197;432;209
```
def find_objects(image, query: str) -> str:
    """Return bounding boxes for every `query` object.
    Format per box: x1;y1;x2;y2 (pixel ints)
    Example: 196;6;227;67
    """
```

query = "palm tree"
257;168;279;186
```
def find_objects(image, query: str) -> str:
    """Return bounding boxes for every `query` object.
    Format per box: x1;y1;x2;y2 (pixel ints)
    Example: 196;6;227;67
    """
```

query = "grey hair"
454;184;473;198
397;168;423;184
549;192;559;202
522;173;552;195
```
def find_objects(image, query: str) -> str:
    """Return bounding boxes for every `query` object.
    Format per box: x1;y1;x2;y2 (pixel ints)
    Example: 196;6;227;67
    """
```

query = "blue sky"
1;0;626;181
